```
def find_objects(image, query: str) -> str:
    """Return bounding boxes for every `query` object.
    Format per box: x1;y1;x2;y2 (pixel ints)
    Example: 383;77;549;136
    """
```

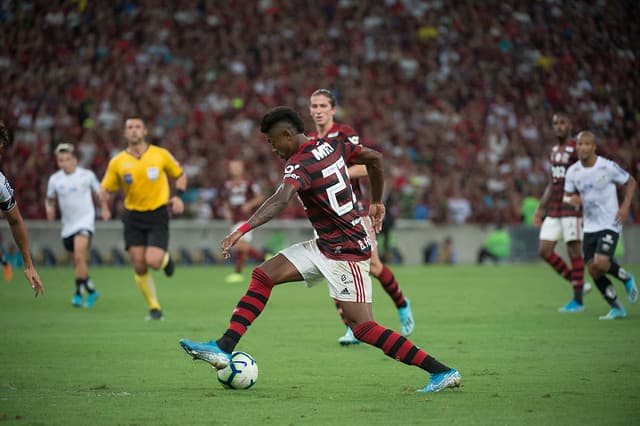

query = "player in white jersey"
46;143;105;307
0;121;44;297
564;131;638;319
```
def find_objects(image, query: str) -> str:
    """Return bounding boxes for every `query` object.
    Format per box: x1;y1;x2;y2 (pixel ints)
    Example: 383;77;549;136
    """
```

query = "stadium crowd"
1;0;639;223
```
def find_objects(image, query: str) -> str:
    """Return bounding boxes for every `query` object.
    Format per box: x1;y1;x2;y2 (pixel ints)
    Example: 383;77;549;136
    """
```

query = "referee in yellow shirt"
100;117;187;320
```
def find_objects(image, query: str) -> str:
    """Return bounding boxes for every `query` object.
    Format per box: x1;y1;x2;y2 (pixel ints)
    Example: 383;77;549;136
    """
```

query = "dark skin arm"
350;146;385;232
533;183;551;227
221;182;296;259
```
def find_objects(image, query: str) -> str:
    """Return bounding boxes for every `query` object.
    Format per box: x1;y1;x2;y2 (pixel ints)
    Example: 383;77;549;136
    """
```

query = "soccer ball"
216;351;259;389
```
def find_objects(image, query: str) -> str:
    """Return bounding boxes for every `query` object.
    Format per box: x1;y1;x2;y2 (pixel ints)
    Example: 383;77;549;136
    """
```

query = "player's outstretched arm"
221;182;297;259
5;204;44;297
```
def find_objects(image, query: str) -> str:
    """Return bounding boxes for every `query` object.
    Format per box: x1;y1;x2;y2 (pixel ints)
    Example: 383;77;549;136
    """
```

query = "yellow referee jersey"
101;145;183;211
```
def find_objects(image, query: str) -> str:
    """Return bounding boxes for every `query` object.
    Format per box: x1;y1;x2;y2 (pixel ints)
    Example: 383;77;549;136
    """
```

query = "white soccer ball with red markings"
216;351;258;389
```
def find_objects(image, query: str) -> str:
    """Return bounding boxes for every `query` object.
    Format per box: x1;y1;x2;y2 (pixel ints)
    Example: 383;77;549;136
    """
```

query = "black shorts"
122;206;169;250
62;230;93;252
583;230;619;264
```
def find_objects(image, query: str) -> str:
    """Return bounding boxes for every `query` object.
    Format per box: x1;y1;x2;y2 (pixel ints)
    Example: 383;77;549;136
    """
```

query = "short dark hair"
311;88;337;108
260;106;305;134
0;121;12;147
553;111;571;121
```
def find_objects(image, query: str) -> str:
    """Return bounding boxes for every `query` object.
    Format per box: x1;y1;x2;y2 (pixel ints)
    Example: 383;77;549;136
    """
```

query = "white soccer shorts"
279;239;372;303
539;216;583;243
362;215;378;251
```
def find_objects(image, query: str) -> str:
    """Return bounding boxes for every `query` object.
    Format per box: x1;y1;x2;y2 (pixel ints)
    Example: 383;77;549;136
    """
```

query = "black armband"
0;196;16;212
175;189;185;197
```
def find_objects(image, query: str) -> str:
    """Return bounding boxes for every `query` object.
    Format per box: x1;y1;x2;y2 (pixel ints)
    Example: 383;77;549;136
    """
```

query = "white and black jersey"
0;171;16;212
46;167;100;238
564;156;630;233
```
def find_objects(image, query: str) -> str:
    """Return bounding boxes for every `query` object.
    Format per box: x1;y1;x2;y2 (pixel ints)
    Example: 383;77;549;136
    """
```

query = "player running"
564;131;637;319
179;106;460;393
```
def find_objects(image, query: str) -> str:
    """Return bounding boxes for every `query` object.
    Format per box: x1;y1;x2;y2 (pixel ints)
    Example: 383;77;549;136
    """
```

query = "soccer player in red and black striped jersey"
308;89;414;344
533;112;587;312
220;160;265;283
180;107;461;393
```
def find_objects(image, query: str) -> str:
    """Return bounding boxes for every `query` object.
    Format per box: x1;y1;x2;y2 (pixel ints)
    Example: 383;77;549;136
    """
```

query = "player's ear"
282;127;296;139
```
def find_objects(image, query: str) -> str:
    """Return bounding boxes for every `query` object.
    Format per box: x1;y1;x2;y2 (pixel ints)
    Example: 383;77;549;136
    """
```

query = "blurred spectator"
520;192;539;226
5;243;24;268
477;224;511;265
424;237;457;265
0;1;638;224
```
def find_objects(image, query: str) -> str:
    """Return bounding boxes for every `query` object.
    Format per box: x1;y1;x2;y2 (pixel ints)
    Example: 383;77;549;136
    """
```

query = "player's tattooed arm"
221;182;297;259
246;182;297;229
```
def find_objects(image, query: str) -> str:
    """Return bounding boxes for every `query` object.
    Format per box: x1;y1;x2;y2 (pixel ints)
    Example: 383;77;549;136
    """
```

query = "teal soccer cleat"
72;294;83;308
179;339;231;369
417;368;462;393
338;327;360;346
599;307;627;320
624;273;638;303
398;298;415;336
85;291;99;308
558;299;584;313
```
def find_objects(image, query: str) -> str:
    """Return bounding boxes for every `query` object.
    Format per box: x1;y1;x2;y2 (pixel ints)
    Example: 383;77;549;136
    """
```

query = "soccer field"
1;264;639;425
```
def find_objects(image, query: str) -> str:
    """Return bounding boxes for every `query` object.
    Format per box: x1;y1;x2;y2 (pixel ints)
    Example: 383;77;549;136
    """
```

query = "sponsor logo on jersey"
311;142;334;160
124;173;133;184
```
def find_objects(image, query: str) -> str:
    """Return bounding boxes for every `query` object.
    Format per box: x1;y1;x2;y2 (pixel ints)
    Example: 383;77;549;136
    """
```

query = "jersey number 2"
322;157;354;216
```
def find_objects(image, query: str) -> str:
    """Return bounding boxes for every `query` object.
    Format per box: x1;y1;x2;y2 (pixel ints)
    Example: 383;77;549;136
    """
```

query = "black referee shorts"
122;206;170;250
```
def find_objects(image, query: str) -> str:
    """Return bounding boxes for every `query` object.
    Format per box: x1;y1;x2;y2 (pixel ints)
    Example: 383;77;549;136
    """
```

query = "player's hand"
101;208;112;221
532;209;543;227
221;231;243;259
368;202;386;234
169;196;184;216
563;194;582;208
615;206;629;224
24;266;44;297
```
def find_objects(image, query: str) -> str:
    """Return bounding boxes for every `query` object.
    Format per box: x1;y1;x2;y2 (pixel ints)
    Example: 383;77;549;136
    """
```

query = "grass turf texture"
1;264;639;425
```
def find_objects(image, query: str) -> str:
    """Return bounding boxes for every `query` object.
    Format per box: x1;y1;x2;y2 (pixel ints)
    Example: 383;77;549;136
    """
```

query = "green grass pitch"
1;264;639;425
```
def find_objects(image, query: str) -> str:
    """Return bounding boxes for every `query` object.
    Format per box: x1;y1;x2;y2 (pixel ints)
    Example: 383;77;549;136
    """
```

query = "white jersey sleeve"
0;171;16;212
605;157;630;185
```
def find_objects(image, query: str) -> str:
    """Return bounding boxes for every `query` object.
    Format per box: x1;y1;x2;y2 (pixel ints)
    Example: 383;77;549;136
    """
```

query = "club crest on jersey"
124;173;133;184
312;142;334;160
146;167;159;181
